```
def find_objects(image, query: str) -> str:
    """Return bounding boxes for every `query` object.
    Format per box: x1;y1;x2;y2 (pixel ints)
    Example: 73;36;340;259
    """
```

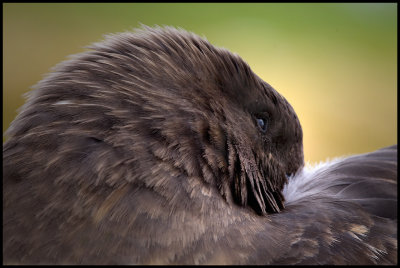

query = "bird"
3;25;397;265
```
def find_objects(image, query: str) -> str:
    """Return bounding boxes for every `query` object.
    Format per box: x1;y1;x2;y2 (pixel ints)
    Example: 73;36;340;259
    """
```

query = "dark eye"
256;118;268;133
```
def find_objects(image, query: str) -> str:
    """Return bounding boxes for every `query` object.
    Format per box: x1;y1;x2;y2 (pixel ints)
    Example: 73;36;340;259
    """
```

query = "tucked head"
5;25;303;215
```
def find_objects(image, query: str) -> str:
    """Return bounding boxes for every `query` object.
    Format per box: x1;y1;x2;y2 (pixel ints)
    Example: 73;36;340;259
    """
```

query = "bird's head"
5;26;304;216
90;26;304;215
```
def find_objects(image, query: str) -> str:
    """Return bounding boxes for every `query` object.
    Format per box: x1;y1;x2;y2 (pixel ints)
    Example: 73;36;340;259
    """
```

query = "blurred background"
3;3;397;163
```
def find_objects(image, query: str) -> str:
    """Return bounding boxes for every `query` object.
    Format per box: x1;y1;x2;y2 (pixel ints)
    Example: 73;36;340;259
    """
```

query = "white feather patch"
283;157;344;204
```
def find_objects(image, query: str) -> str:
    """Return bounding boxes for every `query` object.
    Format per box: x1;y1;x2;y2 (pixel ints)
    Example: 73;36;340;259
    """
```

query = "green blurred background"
3;3;397;163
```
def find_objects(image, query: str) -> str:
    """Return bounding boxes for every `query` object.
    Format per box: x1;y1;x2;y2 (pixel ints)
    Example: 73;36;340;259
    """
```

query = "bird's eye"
256;118;268;133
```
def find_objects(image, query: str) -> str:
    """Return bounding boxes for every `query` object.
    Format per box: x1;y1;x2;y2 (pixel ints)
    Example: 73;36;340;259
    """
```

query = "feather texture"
3;26;396;264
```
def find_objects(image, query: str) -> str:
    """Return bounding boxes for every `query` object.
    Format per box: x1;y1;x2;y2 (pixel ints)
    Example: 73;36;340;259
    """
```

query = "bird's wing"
271;145;397;264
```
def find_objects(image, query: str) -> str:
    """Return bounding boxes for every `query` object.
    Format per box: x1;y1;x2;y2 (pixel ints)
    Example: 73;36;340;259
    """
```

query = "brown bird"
3;25;397;265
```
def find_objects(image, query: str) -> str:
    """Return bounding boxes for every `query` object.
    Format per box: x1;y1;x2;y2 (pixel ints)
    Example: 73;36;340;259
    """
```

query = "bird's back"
272;144;397;264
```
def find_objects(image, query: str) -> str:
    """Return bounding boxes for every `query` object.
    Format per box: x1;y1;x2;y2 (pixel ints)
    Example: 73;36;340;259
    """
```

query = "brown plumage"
2;26;397;264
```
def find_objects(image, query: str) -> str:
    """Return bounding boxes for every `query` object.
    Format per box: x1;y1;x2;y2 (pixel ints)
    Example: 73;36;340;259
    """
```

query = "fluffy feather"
3;26;397;264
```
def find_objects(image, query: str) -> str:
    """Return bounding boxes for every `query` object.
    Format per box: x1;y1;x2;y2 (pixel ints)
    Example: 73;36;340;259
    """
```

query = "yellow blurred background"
3;3;397;163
